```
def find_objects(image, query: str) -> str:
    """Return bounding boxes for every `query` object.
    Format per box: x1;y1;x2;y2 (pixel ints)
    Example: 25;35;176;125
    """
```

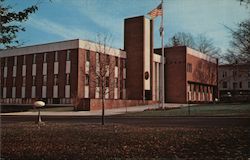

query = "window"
43;75;47;86
222;82;227;88
86;50;90;62
32;76;36;86
22;76;26;86
3;78;7;87
43;53;47;62
115;57;118;66
14;56;17;66
248;82;250;88
106;77;109;87
248;71;250;77
239;82;242;88
85;74;89;85
96;78;100;87
55;51;58;62
115;78;118;88
23;56;26;65
122;59;126;68
54;74;58;85
222;71;227;77
106;55;110;64
13;77;16;86
4;57;8;66
233;82;237;89
187;63;192;73
123;79;126;88
233;71;237;77
32;54;36;64
66;50;70;61
96;52;100;63
66;74;70;85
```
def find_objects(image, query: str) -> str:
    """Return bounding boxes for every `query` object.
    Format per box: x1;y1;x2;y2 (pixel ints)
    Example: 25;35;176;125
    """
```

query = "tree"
239;0;250;6
0;0;38;49
225;19;250;63
166;32;195;48
89;34;117;125
195;34;221;57
166;32;221;57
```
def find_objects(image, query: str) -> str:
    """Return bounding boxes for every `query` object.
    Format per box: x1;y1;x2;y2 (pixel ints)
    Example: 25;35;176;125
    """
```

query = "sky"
6;0;250;53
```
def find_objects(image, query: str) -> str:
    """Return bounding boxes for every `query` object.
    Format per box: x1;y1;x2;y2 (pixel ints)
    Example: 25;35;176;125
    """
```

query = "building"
154;46;218;103
219;63;250;102
0;15;218;110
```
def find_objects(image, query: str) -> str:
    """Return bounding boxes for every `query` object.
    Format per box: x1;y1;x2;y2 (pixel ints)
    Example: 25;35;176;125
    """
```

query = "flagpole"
160;0;165;108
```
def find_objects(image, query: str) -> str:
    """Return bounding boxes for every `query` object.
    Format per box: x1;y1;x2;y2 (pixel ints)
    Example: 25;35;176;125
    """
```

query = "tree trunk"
101;95;105;125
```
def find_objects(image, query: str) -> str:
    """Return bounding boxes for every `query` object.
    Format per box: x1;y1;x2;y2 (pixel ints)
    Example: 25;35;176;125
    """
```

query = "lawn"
1;123;249;159
125;103;250;117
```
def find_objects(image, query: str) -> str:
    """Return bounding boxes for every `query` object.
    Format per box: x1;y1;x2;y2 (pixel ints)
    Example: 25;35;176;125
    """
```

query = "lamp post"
34;101;45;124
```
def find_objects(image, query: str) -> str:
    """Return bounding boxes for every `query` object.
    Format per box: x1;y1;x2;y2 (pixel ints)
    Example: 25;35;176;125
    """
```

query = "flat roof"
0;39;126;58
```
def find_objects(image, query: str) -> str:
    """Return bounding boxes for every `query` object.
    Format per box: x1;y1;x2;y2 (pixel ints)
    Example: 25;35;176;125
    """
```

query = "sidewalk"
0;103;186;116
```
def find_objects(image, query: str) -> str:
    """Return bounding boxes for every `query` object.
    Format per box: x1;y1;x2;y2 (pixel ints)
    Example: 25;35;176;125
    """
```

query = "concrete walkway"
0;103;188;116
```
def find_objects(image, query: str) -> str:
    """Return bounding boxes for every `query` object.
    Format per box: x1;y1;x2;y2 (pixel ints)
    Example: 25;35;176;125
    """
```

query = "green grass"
125;103;250;117
29;106;75;112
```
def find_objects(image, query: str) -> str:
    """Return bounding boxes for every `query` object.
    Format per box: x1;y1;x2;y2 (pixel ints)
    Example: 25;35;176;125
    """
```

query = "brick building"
0;15;218;110
219;63;250;102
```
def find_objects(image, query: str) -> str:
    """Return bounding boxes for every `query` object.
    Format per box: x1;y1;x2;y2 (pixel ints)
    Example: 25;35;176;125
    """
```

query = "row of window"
222;70;250;78
222;81;250;89
2;50;71;66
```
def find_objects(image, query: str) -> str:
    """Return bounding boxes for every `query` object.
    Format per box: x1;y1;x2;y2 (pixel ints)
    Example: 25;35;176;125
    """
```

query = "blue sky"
8;0;250;53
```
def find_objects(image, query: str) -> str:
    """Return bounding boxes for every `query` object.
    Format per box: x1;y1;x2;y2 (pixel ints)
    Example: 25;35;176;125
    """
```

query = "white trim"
153;54;161;63
3;67;7;77
187;47;217;63
0;39;127;58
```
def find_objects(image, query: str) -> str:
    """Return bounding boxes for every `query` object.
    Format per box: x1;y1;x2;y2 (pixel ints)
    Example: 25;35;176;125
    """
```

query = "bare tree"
195;34;221;57
224;19;250;64
89;34;117;125
166;32;221;57
166;32;195;48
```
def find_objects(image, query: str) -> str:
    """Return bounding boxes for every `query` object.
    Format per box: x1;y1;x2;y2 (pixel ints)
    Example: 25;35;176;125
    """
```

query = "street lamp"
34;101;45;125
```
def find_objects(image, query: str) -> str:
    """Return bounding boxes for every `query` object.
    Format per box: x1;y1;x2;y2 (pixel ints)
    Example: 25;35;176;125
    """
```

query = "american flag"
147;3;163;19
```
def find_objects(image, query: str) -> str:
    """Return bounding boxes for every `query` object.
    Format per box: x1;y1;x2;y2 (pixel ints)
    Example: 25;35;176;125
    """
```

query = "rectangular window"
239;82;242;88
23;56;26;65
115;57;118;66
233;82;237;89
123;59;126;68
106;77;109;87
248;82;250;88
96;78;100;87
43;53;47;62
32;54;36;64
54;74;58;85
32;76;36;86
4;57;8;66
66;50;70;61
22;76;26;86
123;79;126;88
106;55;110;64
222;71;227;77
85;74;89;85
96;52;100;63
66;74;70;85
187;63;192;72
115;78;118;88
86;50;90;62
222;82;227;88
13;77;16;86
55;51;58;62
43;75;47;86
14;56;17;66
3;78;7;87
